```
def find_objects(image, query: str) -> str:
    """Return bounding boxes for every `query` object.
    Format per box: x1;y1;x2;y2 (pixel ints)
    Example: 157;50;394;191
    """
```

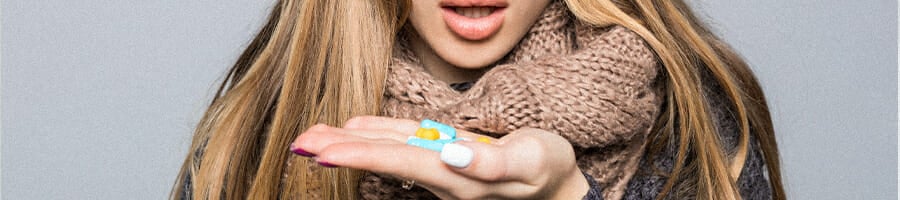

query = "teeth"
454;7;494;18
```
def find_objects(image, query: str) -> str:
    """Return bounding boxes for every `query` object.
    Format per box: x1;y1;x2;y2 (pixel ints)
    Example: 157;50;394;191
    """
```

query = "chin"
434;40;515;69
444;55;502;69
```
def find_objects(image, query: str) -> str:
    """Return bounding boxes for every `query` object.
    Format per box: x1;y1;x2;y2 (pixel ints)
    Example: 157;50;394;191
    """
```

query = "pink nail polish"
317;161;338;168
289;144;315;157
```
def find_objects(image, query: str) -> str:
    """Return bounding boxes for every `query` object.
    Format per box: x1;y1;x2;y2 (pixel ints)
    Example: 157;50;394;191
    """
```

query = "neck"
408;32;487;84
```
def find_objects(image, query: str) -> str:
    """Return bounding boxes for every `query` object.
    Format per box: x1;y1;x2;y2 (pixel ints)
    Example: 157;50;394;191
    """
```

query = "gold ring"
401;179;416;190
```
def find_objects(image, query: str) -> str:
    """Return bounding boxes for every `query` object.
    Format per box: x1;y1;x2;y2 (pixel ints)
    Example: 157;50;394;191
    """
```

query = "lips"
440;0;508;41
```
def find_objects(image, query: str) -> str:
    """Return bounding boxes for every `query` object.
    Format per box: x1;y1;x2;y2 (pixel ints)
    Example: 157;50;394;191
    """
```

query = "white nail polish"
440;143;474;168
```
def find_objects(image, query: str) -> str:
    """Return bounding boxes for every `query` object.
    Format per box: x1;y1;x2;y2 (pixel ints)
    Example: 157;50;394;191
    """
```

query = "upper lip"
439;0;508;8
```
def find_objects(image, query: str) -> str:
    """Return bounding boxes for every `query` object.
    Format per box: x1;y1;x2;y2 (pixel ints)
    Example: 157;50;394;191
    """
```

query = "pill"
407;138;445;152
477;137;492;144
415;128;440;140
421;119;457;139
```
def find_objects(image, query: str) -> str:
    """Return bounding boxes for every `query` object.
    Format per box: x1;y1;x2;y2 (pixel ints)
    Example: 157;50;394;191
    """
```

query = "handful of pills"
406;119;460;152
407;119;492;152
407;119;494;168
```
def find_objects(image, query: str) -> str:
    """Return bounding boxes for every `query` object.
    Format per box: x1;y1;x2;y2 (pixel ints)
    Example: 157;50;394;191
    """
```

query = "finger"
290;124;397;156
439;141;515;182
343;116;493;141
343;116;419;133
314;141;476;189
338;127;410;143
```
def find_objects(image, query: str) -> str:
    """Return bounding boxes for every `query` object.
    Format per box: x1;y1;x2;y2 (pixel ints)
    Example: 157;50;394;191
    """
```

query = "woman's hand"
290;116;590;200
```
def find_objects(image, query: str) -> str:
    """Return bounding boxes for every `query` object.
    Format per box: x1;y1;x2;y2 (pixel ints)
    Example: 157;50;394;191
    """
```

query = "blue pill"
420;119;457;139
435;138;462;144
407;138;445;152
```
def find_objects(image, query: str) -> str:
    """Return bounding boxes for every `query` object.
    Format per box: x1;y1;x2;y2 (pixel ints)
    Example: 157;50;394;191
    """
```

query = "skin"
292;1;590;199
407;0;553;83
293;117;589;199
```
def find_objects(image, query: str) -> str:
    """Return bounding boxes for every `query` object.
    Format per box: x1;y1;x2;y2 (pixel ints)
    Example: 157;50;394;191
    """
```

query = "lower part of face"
408;0;553;69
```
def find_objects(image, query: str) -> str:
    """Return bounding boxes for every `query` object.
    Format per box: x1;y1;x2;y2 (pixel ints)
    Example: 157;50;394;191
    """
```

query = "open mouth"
451;7;501;19
440;3;507;41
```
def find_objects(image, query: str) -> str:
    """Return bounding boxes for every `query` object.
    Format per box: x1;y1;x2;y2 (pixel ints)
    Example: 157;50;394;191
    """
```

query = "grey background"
2;0;896;199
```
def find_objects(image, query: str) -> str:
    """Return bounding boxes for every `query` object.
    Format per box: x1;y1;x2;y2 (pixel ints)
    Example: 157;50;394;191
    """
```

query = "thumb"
440;128;578;183
439;141;522;182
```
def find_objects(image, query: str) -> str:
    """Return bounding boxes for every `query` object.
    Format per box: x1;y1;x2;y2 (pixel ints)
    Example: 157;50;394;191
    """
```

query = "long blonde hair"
172;0;783;199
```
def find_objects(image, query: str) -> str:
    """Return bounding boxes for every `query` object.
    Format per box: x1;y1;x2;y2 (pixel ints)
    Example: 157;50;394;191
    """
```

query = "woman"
172;0;784;199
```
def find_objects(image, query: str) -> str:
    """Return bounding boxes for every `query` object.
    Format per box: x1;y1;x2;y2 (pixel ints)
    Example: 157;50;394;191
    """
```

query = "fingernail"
290;144;315;157
317;160;338;168
441;143;474;168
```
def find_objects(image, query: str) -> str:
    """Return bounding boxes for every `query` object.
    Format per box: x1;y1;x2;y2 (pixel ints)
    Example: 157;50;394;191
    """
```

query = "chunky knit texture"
359;2;662;200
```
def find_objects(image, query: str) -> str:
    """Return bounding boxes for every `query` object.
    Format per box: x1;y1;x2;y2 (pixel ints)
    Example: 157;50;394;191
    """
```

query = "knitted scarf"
275;1;772;199
358;2;663;199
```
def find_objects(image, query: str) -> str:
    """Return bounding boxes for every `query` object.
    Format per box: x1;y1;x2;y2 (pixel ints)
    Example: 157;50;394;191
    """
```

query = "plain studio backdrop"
2;0;897;199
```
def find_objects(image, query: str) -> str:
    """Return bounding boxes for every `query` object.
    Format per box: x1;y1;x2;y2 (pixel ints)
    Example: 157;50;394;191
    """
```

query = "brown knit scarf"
354;2;663;200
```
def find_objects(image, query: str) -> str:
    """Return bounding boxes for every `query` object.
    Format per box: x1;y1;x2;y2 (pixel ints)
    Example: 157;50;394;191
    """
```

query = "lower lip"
441;7;506;41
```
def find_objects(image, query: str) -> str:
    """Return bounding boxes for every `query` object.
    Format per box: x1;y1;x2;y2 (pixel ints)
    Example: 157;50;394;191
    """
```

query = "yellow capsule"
477;137;492;144
416;128;441;140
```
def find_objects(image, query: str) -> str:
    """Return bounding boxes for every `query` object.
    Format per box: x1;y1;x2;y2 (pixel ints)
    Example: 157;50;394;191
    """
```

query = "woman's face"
408;0;553;69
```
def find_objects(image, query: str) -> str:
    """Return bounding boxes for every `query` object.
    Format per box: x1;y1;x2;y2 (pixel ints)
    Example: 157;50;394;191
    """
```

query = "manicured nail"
290;144;315;157
440;143;474;168
317;160;338;168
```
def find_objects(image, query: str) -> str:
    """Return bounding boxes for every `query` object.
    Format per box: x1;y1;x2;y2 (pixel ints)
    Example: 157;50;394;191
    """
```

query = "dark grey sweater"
594;70;774;200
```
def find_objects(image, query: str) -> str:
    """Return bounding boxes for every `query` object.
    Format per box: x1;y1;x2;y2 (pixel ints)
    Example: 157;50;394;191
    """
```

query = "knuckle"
344;116;371;129
308;124;331;132
509;136;553;170
515;134;545;149
516;128;571;151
